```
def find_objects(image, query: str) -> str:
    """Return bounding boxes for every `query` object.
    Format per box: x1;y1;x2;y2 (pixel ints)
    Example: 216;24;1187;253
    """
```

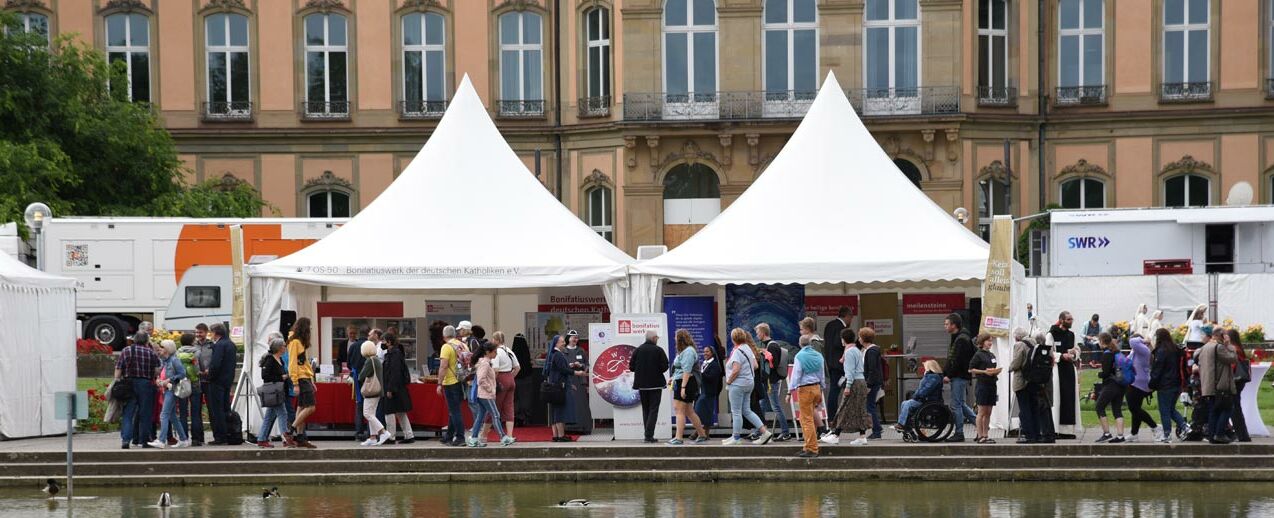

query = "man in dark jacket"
207;323;238;445
630;330;670;443
862;330;884;439
822;306;852;424
345;324;368;441
944;313;977;442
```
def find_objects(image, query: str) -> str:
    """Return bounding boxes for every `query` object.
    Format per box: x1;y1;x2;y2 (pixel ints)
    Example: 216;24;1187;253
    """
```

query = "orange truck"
35;217;344;349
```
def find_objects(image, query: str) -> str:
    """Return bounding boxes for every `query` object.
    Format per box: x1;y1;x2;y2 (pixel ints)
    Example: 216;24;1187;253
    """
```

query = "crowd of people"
110;302;1259;454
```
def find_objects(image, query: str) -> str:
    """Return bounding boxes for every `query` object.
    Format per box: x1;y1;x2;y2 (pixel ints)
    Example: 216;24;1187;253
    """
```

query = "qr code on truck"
65;244;88;267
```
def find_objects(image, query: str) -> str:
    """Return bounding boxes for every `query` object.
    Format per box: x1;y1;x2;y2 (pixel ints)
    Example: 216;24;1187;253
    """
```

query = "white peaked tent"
632;72;989;286
0;252;76;439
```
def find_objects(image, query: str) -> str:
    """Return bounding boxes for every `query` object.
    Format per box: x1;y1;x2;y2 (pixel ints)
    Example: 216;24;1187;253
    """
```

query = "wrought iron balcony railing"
399;100;448;119
1159;82;1213;102
622;87;957;121
300;101;350;120
578;96;611;118
497;99;546;118
201;101;253;121
977;86;1018;107
1054;85;1107;106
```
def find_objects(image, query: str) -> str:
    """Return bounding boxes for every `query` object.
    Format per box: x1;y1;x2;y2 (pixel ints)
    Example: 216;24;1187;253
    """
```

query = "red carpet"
485;426;566;443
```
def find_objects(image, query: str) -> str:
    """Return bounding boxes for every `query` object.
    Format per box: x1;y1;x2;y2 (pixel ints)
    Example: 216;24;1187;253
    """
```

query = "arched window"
863;0;919;113
976;0;1009;104
662;163;720;248
1057;0;1105;104
12;11;49;45
977;175;1010;240
303;12;349;118
1059;177;1105;209
307;190;350;218
586;186;614;242
498;11;544;116
663;0;718;110
204;13;251;119
105;13;150;102
1164;173;1210;208
763;0;817;105
582;7;611;116
402;11;446;117
894;159;922;189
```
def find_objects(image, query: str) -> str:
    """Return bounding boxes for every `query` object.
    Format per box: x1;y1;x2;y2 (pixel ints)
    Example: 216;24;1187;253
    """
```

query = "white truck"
28;217;344;348
1047;206;1274;277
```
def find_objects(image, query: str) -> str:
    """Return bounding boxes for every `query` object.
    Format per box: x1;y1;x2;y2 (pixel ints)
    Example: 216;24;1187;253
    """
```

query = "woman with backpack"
1150;328;1189;442
1124;336;1159;441
1092;332;1127;443
381;333;415;444
669;330;709;445
357;340;391;446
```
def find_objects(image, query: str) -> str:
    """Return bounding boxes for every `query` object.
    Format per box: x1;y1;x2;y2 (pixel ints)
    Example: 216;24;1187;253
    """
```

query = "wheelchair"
899;399;955;443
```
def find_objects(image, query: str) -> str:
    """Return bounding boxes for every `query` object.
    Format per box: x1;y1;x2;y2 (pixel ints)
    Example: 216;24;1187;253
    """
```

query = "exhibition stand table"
1242;363;1270;438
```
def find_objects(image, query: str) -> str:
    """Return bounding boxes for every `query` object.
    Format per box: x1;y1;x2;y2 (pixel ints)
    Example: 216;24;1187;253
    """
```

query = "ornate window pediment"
979;160;1014;181
304;170;353;191
4;0;48;10
1162;154;1215;175
100;0;151;14
202;0;248;13
1058;158;1108;178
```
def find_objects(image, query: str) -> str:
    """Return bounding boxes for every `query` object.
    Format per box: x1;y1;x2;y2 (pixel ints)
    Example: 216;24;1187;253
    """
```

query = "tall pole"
66;392;74;513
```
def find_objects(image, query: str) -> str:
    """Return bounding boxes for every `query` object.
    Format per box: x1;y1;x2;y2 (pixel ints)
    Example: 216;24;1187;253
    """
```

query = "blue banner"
664;296;715;360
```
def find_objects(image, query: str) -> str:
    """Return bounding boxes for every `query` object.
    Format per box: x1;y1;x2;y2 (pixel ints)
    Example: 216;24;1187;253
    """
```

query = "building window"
1162;0;1210;101
498;11;544;116
1164;173;1210;208
581;7;611;117
204;13;251;120
894;159;922;189
402;11;446;118
303;13;349;118
976;0;1010;104
11;12;49;45
1057;0;1104;105
763;0;817;106
105;13;150;102
663;0;718;106
586;186;614;242
977;176;1011;240
307;190;351;218
662;163;721;249
1059;177;1105;209
863;0;919;113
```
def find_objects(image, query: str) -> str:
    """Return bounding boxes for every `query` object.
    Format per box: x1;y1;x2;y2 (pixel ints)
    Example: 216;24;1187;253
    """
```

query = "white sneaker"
146;440;167;449
176;439;191;448
721;436;742;445
752;431;774;445
360;437;376;446
1126;434;1139;442
818;433;840;445
1151;427;1163;442
850;437;869;446
374;431;392;446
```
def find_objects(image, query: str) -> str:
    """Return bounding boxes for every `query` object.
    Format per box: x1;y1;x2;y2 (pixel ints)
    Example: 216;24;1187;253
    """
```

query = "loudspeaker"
279;310;297;338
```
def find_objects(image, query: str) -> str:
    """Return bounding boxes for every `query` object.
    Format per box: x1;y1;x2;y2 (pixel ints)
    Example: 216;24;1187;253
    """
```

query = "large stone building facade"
9;0;1274;257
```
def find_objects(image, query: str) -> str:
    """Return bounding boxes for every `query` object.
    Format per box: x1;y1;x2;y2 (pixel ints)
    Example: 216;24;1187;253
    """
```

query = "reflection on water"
4;481;1274;518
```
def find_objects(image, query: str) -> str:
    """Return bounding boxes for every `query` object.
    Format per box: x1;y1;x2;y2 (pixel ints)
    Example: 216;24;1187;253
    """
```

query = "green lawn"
1076;367;1274;429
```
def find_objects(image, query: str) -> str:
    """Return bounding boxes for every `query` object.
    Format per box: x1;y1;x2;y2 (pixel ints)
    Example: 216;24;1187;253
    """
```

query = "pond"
2;481;1271;517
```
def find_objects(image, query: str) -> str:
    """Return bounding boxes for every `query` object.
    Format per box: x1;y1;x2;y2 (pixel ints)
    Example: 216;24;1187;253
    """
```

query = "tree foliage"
0;13;268;231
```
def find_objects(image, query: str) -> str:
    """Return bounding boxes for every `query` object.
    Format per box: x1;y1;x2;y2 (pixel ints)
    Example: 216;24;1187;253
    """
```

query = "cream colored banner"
980;216;1013;337
229;225;246;346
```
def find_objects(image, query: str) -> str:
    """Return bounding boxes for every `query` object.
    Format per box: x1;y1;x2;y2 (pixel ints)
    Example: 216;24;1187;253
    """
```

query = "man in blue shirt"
789;335;826;458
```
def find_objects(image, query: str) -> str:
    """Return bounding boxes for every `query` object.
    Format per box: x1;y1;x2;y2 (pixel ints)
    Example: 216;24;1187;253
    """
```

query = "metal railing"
977;86;1017;107
846;87;960;117
497;99;546;118
1054;85;1107;106
1159;82;1213;102
201;101;253;121
623;88;957;121
399;100;448;119
578;96;611;118
300;101;350;120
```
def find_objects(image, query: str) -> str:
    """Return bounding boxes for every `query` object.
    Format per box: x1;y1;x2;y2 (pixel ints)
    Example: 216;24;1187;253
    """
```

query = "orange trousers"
797;385;822;453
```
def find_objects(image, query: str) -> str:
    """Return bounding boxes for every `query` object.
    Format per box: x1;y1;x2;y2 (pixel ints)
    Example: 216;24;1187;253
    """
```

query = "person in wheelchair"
894;360;945;434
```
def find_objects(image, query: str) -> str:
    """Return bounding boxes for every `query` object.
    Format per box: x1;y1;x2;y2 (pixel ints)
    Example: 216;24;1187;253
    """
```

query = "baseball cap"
566;329;579;337
457;321;473;330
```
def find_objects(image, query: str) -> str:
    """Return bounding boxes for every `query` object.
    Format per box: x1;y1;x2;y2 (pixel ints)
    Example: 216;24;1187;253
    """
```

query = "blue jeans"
351;369;367;437
949;377;976;436
898;399;923;427
181;384;204;443
1156;388;1188;438
760;380;790;433
283;378;298;426
443;383;465;442
470;398;506;439
120;378;156;445
158;390;188;442
728;384;765;439
257;402;288;443
695;393;718;427
866;384;882;436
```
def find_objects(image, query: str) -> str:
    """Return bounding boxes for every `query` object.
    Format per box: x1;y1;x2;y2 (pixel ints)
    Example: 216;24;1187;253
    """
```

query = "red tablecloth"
311;381;471;429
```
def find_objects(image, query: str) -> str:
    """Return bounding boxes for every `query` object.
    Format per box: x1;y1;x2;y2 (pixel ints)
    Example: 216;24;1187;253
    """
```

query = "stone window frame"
1156;154;1218;208
395;0;453;119
581;169;615;242
300;170;356;218
761;0;819;98
4;0;55;46
578;1;614;114
975;160;1014;239
98;0;156;104
296;0;357;121
1054;159;1111;209
493;3;550;116
1152;0;1219;103
197;0;258;122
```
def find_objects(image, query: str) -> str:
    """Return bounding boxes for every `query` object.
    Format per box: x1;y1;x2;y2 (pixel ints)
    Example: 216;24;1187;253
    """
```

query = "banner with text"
610;313;671;440
981;216;1013;337
804;295;860;339
902;294;967;357
664;296;715;361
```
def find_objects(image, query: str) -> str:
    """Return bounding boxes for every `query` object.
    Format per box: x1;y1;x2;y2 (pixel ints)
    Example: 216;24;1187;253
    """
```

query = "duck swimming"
262;487;281;499
559;499;590;507
42;479;59;497
157;492;172;507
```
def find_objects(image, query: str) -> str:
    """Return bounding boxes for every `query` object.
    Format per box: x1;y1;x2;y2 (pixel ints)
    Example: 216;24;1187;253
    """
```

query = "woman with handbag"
382;333;416;444
149;339;190;449
669;330;708;445
256;337;294;448
1225;329;1252;442
358;340;391;446
544;335;577;442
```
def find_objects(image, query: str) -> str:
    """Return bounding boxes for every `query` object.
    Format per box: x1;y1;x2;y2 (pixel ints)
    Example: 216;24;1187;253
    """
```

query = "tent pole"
493;288;501;332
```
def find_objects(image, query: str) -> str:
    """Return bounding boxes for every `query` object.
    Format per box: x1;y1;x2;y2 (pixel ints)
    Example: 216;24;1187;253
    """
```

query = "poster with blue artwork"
725;284;804;346
664;296;715;361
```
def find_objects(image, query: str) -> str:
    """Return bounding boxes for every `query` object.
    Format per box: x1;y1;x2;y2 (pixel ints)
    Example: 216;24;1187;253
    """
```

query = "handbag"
1235;360;1252;384
174;378;192;399
258;382;286;408
361;359;383;398
110;378;134;400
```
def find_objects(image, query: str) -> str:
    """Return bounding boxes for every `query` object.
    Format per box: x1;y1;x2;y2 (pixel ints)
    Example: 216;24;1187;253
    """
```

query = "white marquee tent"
0;252;76;439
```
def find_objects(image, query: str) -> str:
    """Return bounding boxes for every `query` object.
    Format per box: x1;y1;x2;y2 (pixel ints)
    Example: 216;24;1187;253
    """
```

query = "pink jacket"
476;357;497;399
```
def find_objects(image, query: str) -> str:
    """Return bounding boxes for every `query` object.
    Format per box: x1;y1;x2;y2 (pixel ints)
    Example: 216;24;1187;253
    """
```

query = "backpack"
1024;342;1052;386
225;411;245;445
776;341;798;379
758;347;774;379
1113;351;1133;387
449;341;474;383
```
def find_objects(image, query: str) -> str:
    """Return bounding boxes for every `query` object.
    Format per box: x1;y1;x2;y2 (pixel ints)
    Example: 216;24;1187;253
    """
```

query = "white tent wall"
1156;275;1209;322
1027;274;1273;332
1218;274;1274;330
37;290;76;436
0;265;76;439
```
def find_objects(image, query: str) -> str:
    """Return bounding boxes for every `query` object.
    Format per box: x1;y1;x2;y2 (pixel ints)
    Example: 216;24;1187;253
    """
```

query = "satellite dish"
1226;182;1254;206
